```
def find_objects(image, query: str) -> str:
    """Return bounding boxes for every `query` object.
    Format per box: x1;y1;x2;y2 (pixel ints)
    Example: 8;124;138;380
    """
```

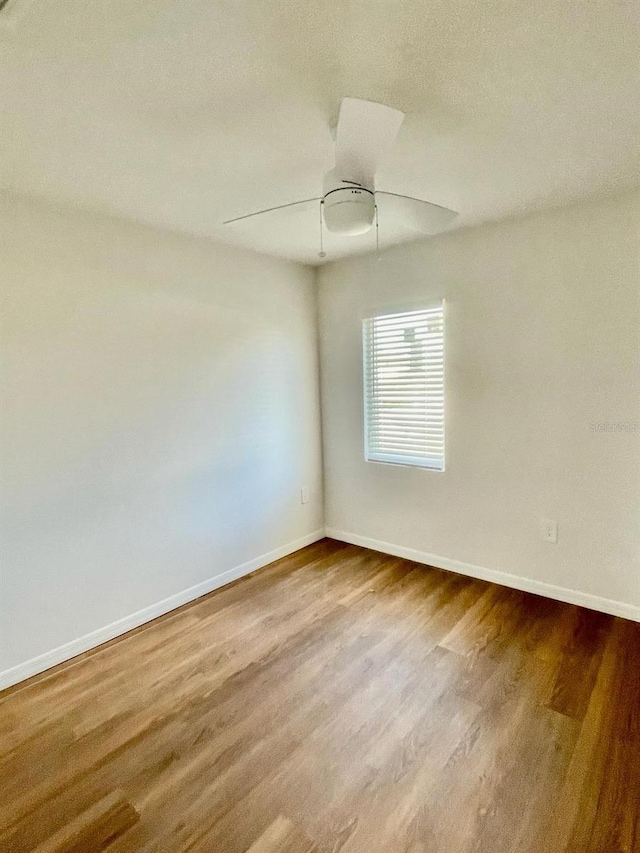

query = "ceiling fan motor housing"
322;169;375;235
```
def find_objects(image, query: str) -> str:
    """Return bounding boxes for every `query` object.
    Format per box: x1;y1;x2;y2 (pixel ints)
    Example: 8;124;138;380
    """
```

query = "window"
363;304;445;470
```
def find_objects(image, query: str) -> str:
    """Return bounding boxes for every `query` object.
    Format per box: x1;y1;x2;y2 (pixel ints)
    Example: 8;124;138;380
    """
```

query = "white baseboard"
326;527;640;623
0;529;326;692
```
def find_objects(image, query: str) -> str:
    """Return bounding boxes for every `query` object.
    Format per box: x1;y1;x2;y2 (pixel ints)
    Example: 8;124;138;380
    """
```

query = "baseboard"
0;528;326;692
325;527;640;622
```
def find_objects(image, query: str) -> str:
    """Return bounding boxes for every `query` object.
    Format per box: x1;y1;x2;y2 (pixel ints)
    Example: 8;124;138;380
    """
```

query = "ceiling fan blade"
335;98;404;186
375;192;458;234
224;198;321;225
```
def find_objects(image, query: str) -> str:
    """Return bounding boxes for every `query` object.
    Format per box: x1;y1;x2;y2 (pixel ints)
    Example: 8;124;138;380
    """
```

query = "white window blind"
363;304;445;470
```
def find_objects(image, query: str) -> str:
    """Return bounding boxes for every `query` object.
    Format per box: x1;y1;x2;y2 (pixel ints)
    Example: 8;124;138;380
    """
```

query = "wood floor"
1;539;639;853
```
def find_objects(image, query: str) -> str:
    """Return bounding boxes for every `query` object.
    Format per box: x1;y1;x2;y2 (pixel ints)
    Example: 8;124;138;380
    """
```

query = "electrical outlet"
541;519;558;544
300;487;309;505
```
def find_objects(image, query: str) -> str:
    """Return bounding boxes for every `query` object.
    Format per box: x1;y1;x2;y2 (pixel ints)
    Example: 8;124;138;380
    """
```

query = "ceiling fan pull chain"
318;201;327;258
375;204;380;260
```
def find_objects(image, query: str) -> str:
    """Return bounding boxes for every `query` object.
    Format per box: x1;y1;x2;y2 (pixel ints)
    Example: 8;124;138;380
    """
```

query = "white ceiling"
1;0;639;265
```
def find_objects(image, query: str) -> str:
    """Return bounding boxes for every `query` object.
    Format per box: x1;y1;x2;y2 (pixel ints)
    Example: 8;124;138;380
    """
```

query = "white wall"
0;193;323;685
319;192;640;618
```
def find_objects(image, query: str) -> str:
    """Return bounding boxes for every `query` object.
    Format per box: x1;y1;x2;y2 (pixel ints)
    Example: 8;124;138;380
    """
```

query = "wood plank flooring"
1;538;638;852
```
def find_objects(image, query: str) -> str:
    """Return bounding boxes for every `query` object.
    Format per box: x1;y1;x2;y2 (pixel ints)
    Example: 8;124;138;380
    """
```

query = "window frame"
362;302;445;472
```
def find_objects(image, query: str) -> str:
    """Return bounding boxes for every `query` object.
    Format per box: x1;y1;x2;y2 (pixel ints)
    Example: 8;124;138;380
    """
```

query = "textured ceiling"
1;0;639;264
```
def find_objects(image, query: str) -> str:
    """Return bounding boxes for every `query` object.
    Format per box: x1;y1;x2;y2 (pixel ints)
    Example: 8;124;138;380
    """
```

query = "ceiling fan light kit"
322;169;375;236
224;97;458;258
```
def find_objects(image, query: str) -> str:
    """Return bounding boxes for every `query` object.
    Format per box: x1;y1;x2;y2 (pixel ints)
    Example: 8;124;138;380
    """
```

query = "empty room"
1;0;639;851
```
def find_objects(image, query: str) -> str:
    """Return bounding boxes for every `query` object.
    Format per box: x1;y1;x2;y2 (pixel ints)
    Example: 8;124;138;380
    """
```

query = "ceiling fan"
223;97;458;257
